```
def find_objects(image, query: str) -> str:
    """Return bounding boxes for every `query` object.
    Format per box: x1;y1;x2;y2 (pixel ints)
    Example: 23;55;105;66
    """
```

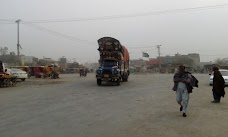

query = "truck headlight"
112;69;118;74
97;70;102;74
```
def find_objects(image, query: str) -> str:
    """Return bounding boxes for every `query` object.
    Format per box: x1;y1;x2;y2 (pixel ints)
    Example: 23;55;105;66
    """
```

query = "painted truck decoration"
96;37;130;86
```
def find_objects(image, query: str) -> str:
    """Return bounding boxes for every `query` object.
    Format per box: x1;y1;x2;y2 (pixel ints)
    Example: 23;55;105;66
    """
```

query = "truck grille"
102;69;112;74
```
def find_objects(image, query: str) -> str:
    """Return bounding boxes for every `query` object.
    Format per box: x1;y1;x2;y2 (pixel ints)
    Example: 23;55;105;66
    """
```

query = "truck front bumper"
96;75;119;82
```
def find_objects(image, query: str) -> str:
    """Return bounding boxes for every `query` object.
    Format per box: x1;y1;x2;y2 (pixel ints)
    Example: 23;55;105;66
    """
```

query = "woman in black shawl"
211;67;225;103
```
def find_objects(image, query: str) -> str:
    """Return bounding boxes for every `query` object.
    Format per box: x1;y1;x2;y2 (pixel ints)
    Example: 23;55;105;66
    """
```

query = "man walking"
172;65;198;117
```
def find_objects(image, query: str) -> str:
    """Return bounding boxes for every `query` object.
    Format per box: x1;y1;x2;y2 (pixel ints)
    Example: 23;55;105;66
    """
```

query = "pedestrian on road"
172;65;198;117
211;66;225;103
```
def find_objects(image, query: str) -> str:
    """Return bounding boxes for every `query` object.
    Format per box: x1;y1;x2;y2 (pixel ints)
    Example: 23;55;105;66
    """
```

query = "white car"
10;68;28;81
209;69;228;86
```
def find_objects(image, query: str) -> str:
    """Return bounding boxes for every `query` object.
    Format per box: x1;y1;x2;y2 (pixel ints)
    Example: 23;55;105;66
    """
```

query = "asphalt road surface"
0;73;228;137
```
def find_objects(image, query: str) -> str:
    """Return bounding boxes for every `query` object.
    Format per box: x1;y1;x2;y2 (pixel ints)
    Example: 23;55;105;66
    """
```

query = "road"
0;73;228;137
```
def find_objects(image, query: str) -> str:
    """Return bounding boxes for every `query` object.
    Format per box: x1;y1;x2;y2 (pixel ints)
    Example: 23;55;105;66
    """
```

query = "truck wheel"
122;78;125;82
117;78;120;86
21;78;25;81
125;75;128;82
97;79;102;86
125;77;128;82
122;75;128;82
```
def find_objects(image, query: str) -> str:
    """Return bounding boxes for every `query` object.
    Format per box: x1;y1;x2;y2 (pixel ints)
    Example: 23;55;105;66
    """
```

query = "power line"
0;19;17;21
15;21;161;49
0;22;15;24
0;19;16;24
21;3;228;23
201;54;228;56
23;23;162;50
162;48;228;53
22;21;96;46
1;20;159;49
0;20;15;24
128;46;157;49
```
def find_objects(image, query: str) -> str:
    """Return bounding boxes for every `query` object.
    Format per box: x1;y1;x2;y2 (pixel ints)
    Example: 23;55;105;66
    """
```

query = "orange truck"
96;37;130;86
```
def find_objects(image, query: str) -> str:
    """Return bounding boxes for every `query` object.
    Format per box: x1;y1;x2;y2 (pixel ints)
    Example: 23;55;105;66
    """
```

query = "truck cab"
96;59;121;86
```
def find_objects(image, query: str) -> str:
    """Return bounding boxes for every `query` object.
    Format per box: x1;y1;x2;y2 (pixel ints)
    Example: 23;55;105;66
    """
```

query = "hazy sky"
0;0;228;63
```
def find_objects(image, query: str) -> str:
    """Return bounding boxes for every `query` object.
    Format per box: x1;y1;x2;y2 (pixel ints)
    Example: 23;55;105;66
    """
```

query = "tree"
67;62;79;68
0;54;18;65
0;47;8;55
214;58;228;65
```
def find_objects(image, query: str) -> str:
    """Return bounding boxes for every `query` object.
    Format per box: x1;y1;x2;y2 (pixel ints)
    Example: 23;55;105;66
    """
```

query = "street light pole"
157;45;161;72
15;19;21;57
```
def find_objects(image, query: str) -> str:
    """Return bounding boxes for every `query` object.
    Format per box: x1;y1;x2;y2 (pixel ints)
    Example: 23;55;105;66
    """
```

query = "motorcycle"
79;69;87;77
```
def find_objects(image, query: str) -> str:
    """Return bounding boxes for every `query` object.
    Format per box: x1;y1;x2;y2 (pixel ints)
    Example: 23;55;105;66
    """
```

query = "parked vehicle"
10;68;28;81
96;37;130;86
9;66;29;72
47;65;60;79
29;66;44;78
209;69;228;86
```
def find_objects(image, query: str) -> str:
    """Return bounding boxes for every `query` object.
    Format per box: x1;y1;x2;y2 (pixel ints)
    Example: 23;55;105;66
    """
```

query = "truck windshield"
102;60;117;67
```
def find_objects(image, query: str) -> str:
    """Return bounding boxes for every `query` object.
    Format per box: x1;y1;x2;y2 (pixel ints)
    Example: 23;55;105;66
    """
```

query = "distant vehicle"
11;68;28;81
79;68;87;77
209;69;228;86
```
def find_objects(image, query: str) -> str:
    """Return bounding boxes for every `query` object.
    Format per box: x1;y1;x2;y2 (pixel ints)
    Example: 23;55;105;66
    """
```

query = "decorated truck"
96;37;130;86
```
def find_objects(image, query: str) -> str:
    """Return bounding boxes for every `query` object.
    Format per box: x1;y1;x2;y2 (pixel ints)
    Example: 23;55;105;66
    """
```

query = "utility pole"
157;45;162;72
15;19;21;57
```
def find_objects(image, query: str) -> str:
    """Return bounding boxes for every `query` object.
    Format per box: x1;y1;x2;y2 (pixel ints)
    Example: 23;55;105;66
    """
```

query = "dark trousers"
213;90;221;102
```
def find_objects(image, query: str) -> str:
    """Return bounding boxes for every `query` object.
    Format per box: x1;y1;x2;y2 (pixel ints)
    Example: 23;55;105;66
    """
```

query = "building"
160;53;200;66
59;57;67;64
38;58;57;66
188;53;200;65
58;57;67;69
20;56;38;66
130;59;147;72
